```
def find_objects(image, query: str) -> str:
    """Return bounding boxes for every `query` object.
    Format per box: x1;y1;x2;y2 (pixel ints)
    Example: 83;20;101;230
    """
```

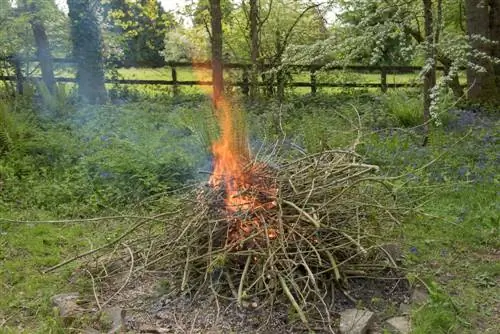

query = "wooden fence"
0;57;442;95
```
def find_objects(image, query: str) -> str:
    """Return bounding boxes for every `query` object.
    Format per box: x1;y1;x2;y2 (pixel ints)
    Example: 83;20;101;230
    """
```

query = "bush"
380;90;423;127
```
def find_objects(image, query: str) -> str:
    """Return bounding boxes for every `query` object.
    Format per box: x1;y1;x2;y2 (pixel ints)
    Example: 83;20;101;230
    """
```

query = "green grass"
0;91;498;333
0;219;126;333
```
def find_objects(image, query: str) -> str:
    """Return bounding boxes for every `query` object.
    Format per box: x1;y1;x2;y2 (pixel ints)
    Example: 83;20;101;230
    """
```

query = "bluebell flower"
457;166;468;177
410;246;418;254
99;171;112;179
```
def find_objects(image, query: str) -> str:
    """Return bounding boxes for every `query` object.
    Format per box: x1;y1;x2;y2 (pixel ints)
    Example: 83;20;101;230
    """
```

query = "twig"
237;255;252;306
85;269;101;310
278;274;308;325
43;211;178;273
282;200;320;228
0;214;169;224
100;243;134;308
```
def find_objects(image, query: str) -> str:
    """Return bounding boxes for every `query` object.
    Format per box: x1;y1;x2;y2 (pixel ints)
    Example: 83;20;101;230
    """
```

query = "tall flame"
191;62;250;210
191;60;277;247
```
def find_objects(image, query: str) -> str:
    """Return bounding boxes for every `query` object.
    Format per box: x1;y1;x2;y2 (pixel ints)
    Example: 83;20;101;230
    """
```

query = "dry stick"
282;200;320;228
349;103;363;151
278;274;308;325
43;211;177;273
299;251;319;292
224;271;239;299
237;255;252;306
85;269;101;310
100;243;134;308
281;149;359;168
298;165;379;195
324;250;342;283
0;214;164;224
181;248;190;292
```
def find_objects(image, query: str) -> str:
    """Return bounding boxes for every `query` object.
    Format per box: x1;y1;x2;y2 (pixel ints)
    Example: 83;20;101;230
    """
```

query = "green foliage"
38;83;77;117
0;95;212;216
381;90;423;127
0;102;15;154
102;0;177;67
411;282;463;333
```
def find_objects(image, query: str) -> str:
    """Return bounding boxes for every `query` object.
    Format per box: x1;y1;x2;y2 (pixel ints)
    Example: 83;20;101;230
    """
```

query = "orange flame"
191;60;277;247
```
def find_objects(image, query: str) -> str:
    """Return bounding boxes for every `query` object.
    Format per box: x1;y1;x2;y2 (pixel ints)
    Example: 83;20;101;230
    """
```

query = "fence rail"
1;57;444;95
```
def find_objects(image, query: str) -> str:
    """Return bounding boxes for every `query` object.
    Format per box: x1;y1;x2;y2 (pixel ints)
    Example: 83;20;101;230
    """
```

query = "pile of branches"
144;148;401;328
49;148;404;330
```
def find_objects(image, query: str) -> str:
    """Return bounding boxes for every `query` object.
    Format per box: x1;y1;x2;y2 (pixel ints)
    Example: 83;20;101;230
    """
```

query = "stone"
410;287;429;305
100;307;126;334
339;308;375;334
51;292;83;324
386;316;411;334
398;302;411;315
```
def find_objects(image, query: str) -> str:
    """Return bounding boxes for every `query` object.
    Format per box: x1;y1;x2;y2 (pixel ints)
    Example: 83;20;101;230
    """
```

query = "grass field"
0;89;498;333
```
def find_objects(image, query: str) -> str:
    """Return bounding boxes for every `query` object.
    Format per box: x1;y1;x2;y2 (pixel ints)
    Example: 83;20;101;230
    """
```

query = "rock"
398;303;411;315
51;292;83;324
101;307;126;334
339;308;375;334
386;316;411;334
410;287;429;305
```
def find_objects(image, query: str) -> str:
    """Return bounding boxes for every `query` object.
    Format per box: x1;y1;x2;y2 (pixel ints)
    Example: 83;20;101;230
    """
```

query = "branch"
259;0;273;30
277;2;325;58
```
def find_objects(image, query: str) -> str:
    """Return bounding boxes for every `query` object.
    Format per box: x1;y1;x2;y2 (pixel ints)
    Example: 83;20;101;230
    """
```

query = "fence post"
171;66;178;96
242;67;249;96
310;69;317;95
380;67;387;93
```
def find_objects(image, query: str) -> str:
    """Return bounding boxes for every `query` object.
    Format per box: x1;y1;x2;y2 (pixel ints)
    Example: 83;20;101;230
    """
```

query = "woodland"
0;0;499;333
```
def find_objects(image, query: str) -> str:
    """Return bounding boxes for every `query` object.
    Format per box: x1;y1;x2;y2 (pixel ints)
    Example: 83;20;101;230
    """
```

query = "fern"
0;101;15;154
38;82;75;117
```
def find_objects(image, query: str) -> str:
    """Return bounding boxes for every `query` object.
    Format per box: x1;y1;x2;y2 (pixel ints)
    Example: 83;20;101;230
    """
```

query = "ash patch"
126;292;299;334
107;272;410;333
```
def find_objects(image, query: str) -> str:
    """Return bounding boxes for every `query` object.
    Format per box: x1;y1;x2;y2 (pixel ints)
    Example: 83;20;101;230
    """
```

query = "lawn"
0;88;498;333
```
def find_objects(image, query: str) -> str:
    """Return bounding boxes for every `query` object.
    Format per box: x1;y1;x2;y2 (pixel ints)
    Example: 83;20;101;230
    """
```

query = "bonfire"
46;85;405;332
148;96;404;328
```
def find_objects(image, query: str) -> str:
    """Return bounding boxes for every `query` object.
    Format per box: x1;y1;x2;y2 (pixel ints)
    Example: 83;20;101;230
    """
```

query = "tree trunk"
422;0;436;146
21;1;56;94
67;0;107;104
209;0;224;107
10;54;24;95
249;0;259;100
31;19;56;94
465;0;496;103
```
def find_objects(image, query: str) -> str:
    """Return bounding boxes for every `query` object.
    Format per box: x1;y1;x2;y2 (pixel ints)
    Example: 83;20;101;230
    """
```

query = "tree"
249;0;259;99
102;0;175;67
210;0;224;107
22;0;56;94
67;0;107;104
465;0;500;104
